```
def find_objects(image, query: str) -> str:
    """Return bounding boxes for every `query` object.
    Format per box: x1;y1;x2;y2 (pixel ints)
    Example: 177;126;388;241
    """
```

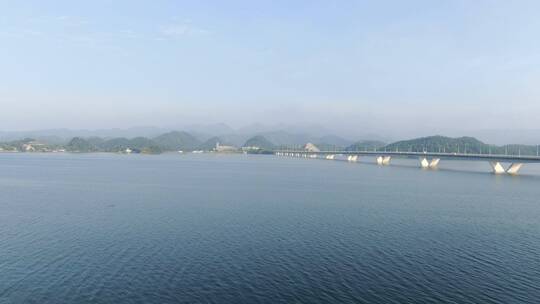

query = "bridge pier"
507;163;523;175
420;157;440;169
490;162;524;175
376;156;391;165
274;150;537;176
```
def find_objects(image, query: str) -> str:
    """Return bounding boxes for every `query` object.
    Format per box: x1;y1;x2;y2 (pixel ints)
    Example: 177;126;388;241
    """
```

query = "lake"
1;153;539;303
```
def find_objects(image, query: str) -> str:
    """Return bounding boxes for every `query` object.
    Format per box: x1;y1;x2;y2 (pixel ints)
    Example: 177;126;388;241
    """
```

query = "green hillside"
198;136;236;151
243;135;275;150
152;131;201;151
66;137;98;152
345;140;386;151
383;135;538;155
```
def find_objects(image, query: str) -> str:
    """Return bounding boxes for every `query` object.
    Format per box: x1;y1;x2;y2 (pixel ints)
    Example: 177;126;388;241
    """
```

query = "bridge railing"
275;144;540;158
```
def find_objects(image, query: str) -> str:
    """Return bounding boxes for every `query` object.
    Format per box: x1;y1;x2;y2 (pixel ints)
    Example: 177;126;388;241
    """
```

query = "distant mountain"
215;134;251;147
182;123;236;136
236;123;271;134
0;127;167;142
94;137;161;153
99;137;132;151
66;137;98;152
128;137;158;150
243;135;275;150
5;131;539;156
198;136;220;151
65;136;163;153
459;129;540;146
250;130;355;148
382;135;540;155
345;140;386;151
384;136;486;153
237;123;335;138
312;137;360;151
317;135;354;147
152;131;201;151
312;143;346;151
0;124;359;149
198;136;236;151
255;130;310;146
86;136;106;147
42;131;211;153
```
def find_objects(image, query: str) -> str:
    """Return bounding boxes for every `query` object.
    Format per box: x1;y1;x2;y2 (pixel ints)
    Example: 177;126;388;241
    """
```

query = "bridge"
274;150;540;175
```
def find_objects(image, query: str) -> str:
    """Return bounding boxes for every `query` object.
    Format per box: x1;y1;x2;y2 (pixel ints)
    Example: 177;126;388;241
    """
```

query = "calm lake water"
1;153;539;303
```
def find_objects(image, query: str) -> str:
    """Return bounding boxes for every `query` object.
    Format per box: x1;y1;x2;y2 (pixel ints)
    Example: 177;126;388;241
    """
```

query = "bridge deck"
275;150;540;163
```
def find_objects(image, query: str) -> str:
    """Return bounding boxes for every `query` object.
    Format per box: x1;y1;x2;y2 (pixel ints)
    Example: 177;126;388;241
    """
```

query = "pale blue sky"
1;0;539;137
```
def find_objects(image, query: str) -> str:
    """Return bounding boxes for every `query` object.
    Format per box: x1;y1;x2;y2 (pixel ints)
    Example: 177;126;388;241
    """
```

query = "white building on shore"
215;142;238;152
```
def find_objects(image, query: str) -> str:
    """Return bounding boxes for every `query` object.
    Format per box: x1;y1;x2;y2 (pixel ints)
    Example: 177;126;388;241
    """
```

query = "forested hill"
66;131;202;153
382;136;538;155
2;133;538;156
243;135;276;150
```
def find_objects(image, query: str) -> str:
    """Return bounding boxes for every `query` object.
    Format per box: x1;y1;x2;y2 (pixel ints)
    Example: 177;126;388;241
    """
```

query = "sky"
1;0;540;139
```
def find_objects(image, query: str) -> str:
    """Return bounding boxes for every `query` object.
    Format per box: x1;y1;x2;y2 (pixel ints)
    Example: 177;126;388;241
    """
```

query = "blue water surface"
1;153;539;303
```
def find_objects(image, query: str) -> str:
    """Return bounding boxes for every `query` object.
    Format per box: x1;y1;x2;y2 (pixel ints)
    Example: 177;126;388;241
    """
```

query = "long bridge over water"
274;150;540;175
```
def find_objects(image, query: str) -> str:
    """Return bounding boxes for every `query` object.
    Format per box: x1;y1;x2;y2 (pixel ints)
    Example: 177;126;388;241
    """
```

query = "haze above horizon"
1;1;539;141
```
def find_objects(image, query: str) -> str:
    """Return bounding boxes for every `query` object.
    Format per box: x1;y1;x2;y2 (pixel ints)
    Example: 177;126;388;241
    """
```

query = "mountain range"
2;130;539;157
0;125;357;149
2;124;540;146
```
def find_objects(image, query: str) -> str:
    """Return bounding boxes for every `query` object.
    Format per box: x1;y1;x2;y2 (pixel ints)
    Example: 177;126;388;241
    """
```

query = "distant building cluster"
0;139;65;153
215;142;238;152
304;143;320;152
